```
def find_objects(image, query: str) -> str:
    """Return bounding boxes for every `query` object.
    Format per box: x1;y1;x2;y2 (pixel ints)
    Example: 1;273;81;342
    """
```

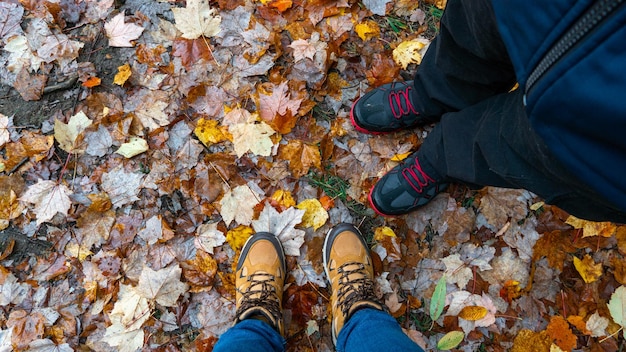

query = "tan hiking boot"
234;232;286;335
323;223;384;345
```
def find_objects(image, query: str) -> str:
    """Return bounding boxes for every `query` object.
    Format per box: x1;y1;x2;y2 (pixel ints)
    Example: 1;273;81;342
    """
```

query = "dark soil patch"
0;26;126;128
0;226;52;264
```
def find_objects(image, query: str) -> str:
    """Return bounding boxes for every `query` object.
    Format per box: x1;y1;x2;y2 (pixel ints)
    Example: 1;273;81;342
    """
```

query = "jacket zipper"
524;0;625;101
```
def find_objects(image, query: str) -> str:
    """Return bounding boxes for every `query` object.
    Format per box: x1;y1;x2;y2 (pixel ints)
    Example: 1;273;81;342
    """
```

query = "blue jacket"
492;0;626;212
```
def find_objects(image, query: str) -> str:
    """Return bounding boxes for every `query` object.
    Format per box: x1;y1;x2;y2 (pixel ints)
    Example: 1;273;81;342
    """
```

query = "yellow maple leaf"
226;225;254;251
355;20;380;41
115;137;148;158
393;39;429;69
194;118;230;147
573;254;603;284
565;215;616;238
374;226;396;241
296;198;329;230
113;63;132;85
271;190;296;209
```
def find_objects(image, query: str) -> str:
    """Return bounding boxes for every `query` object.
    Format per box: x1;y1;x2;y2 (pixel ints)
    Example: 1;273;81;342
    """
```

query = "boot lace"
388;86;419;119
235;273;282;324
336;262;377;317
401;158;436;194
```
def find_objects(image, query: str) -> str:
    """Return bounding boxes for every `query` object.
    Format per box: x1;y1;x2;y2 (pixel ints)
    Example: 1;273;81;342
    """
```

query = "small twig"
42;75;78;95
599;327;622;343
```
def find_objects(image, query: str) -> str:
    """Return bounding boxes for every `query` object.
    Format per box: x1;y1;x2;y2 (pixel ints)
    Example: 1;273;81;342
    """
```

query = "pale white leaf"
0;114;10;147
289;39;317;62
102;320;144;352
229;121;275;158
252;203;305;256
109;284;151;331
442;254;472;289
26;339;73;352
20;180;72;225
101;167;144;208
136;264;188;307
84;125;113;157
219;185;261;226
363;0;392;15
586;312;608;337
104;13;145;47
195;222;226;253
137;215;163;246
115;137;148;158
172;0;221;39
135;101;170;131
54;111;93;154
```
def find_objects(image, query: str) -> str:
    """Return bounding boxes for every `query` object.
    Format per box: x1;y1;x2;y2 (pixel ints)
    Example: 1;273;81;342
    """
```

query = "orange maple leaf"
546;316;577;351
278;140;321;178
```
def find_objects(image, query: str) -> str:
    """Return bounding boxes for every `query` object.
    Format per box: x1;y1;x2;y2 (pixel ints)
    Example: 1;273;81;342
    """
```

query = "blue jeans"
213;308;424;352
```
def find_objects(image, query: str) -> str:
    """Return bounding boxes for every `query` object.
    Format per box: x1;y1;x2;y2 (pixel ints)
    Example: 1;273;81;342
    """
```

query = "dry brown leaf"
278;140;321;178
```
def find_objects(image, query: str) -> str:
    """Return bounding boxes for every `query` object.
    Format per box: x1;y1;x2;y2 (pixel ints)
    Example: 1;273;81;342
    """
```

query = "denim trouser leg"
336;308;424;352
213;319;285;352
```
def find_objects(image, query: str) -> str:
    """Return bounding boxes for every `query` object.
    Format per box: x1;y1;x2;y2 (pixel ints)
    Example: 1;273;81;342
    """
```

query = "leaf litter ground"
0;0;625;351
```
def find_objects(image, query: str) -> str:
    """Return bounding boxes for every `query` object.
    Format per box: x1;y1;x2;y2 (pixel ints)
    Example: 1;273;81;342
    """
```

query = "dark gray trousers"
413;0;626;222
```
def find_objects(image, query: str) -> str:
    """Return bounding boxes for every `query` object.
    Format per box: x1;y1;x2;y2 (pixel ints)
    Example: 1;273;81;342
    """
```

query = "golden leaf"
226;225;254;251
566;215;616;238
511;329;551;352
194;118;230;147
566;315;590;335
393;39;428;69
296;198;329;230
113;63;132;85
355;20;380;41
374;226;396;241
271;190;296;209
573;254;603;284
458;305;488;321
278;140;321;178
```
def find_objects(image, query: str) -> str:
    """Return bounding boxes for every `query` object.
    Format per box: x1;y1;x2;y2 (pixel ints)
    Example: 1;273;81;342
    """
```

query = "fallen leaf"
510;329;552;352
565;215;616;238
109;284;151;331
194;118;229;147
229;120;275;158
134;100;170;132
355;20;380;41
136;264;188;307
102;321;144;352
26;339;73;352
82;76;101;88
54;111;93;154
545;316;577;351
437;331;464;351
181;250;218;292
295;198;328;230
277;140;321;178
104;13;145;47
226;225;254;251
585;312;608;337
393;38;428;69
195;222;226;253
0;114;9;147
13;67;46;101
430;276;446;321
608;285;626;339
573;254;603;284
114;63;132;85
458;306;488;321
252;203;305;256
101;167;144;208
289;39;317;62
7;310;45;350
219;185;261;226
172;0;221;39
20;180;72;225
115;137;149;158
363;0;392;15
258;82;302;134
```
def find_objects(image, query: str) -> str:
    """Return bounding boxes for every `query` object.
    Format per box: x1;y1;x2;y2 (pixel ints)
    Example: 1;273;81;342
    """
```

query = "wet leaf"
105;13;144;47
608;286;626;338
54;111;92;154
430;276;446;321
573;254;603;284
20;180;71;225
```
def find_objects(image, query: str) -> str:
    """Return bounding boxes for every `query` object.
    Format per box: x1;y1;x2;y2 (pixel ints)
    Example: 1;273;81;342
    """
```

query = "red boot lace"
401;159;435;193
388;86;419;119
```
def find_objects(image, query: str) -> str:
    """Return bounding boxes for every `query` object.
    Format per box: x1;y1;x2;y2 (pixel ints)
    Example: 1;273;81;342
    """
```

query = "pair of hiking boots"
351;81;448;216
234;223;383;346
